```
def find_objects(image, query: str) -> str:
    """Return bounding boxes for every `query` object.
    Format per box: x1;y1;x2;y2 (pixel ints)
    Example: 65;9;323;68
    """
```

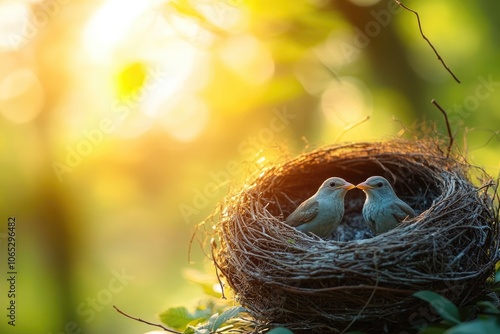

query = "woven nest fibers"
212;140;500;333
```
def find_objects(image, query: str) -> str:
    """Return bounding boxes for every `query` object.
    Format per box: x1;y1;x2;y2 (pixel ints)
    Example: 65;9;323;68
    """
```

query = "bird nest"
211;140;500;333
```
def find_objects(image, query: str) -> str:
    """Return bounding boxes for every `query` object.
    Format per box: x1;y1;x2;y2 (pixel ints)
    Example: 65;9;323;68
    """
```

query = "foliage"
158;269;254;333
266;328;293;334
412;288;500;334
413;291;461;325
160;303;252;334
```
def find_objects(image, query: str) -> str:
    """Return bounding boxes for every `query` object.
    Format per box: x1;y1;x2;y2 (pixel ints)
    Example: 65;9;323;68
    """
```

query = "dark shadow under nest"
211;140;500;333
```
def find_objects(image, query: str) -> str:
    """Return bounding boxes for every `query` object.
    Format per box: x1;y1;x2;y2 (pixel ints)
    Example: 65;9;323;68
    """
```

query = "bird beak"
356;182;372;190
343;183;355;190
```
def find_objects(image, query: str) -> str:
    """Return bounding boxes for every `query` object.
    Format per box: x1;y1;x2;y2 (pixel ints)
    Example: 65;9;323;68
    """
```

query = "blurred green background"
0;0;499;333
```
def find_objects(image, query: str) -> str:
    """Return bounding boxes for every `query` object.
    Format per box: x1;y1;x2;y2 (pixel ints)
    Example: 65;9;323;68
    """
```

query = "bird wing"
285;199;319;227
367;216;377;235
391;200;416;222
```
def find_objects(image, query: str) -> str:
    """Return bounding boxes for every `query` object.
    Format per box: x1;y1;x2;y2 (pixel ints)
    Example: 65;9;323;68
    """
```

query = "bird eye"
376;182;384;188
329;181;337;187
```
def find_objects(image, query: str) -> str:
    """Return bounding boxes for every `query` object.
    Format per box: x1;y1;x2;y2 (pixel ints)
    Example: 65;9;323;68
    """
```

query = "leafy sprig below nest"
211;140;500;333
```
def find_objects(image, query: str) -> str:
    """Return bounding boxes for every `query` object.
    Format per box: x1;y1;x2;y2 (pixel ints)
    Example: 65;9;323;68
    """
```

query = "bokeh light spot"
349;0;381;7
159;96;209;142
83;0;153;63
321;77;372;127
0;68;44;124
0;3;30;51
219;34;274;85
115;61;148;99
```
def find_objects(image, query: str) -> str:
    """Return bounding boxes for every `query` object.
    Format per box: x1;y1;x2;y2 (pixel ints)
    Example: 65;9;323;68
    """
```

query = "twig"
334;115;370;143
463;128;500;152
392;116;415;138
431;99;454;157
475;180;495;193
492;170;500;224
395;0;461;83
314;49;341;81
113;305;182;334
188;222;201;264
211;238;227;299
340;252;381;334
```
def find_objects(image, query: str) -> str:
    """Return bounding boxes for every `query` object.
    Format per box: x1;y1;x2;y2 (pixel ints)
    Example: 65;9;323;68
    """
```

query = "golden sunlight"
82;0;153;63
0;67;44;124
81;0;213;142
3;2;499;334
219;34;274;85
320;76;372;128
0;2;30;52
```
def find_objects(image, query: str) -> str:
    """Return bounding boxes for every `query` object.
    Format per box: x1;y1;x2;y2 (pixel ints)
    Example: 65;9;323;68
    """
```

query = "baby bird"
285;177;355;238
356;176;416;236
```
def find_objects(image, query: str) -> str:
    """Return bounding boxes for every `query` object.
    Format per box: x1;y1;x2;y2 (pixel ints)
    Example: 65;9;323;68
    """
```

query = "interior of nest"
258;151;445;241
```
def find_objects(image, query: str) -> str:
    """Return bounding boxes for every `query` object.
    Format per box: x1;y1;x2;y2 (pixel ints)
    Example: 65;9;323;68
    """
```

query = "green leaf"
193;328;210;334
207;306;247;331
190;309;212;323
445;317;500;334
477;301;500;314
495;269;500;283
183;326;196;334
267;327;294;334
183;269;223;298
419;326;447;334
413;291;461;325
206;313;219;331
458;305;477;322
160;306;202;330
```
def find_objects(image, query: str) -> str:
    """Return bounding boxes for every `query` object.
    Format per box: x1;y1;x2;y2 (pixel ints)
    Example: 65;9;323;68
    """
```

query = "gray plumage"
285;177;354;238
357;176;416;235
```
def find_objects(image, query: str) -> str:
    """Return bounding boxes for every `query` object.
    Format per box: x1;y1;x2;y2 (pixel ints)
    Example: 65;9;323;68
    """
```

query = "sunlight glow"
159;96;209;142
212;282;223;294
194;0;243;30
257;156;266;163
321;77;372;128
140;43;202;118
349;0;381;6
83;0;154;63
0;3;30;52
113;109;154;139
219;34;274;85
0;68;44;124
81;0;211;142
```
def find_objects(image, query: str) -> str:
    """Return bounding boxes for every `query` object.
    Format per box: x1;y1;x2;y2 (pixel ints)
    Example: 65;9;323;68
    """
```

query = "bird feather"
392;201;416;221
285;199;319;227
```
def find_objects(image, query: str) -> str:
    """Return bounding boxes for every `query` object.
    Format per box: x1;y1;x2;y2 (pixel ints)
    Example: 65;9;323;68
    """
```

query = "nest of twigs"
212;140;499;333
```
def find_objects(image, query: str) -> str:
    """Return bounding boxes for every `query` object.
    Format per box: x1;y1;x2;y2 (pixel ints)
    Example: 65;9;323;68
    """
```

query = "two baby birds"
286;176;415;238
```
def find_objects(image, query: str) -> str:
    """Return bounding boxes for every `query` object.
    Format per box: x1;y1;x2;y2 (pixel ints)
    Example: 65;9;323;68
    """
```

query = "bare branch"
431;99;454;157
395;0;461;83
113;305;182;334
334;115;370;143
211;238;227;299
